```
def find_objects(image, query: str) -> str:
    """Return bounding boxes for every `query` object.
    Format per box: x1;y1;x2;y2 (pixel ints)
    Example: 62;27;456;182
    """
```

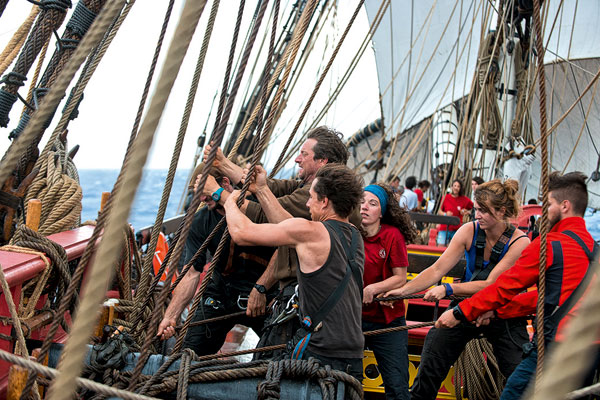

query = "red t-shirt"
414;188;424;203
439;194;473;231
362;224;409;324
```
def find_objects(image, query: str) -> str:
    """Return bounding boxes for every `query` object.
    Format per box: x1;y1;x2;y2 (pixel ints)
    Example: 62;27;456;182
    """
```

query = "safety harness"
290;221;362;360
469;222;516;282
543;230;599;343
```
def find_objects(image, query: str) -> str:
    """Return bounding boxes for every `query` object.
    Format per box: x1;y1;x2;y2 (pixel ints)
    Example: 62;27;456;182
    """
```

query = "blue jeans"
436;230;456;246
502;345;600;400
501;349;537;400
363;317;409;400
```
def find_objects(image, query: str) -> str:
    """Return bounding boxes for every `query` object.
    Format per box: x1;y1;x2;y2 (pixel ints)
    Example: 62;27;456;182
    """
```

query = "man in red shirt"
435;171;598;399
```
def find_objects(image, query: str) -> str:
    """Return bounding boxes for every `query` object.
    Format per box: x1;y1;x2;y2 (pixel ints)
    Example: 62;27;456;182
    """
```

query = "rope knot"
257;360;284;400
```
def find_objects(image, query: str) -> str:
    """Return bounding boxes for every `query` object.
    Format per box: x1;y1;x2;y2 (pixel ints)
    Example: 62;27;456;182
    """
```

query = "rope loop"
9;110;31;140
0;89;18;128
257;360;284;400
66;1;97;37
53;29;80;52
0;71;28;87
38;0;72;12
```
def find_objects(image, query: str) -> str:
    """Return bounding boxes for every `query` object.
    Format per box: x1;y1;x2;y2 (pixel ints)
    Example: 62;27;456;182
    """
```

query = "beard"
548;212;561;229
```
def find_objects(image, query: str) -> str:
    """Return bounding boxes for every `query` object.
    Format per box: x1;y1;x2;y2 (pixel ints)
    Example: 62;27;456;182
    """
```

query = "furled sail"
364;0;600;208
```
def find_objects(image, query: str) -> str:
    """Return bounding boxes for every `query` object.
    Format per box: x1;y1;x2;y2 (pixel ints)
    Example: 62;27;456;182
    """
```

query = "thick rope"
0;262;43;400
18;1;158;398
42;1;209;399
24;146;82;236
170;0;272;356
130;0;218;340
565;382;600;400
131;1;251;384
532;0;549;383
1;244;53;321
134;359;363;400
51;0;206;392
0;348;160;400
269;0;366;177
0;0;118;201
8;225;73;316
0;6;40;76
0;0;70;126
454;338;503;400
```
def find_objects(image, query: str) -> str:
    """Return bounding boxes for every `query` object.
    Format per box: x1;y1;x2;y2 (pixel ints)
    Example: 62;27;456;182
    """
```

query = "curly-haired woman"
361;183;418;400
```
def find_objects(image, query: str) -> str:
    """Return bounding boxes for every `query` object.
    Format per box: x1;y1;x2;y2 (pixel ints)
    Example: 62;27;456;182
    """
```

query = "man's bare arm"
225;190;311;248
203;143;244;184
250;166;294;223
157;266;202;339
247;250;279;317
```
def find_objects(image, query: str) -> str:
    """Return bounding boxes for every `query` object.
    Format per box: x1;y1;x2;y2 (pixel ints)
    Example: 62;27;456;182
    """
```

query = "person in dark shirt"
157;172;275;355
200;126;360;359
225;164;365;380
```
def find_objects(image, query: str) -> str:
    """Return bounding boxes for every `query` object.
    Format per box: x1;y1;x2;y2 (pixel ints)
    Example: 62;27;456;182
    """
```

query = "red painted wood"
0;225;95;395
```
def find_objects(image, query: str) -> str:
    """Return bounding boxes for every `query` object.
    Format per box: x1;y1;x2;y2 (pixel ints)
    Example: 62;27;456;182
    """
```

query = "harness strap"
471;223;516;281
291;220;360;359
544;230;599;342
329;220;362;296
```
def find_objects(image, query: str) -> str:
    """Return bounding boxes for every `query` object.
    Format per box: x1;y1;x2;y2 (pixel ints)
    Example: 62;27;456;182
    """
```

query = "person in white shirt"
399;176;418;211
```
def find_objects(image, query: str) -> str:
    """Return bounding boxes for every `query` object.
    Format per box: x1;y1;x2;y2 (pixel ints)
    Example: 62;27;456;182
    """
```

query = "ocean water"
79;169;191;231
79;169;600;241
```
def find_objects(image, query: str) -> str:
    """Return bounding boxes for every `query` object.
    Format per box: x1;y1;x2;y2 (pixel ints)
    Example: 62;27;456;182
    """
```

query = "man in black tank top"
224;164;365;380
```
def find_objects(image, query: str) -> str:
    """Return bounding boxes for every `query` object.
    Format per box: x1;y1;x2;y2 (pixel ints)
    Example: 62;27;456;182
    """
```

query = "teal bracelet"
444;283;453;296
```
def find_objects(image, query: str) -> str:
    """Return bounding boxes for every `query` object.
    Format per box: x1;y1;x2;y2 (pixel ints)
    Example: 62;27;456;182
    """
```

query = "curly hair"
374;183;418;244
314;164;363;218
474;179;520;219
307;126;349;165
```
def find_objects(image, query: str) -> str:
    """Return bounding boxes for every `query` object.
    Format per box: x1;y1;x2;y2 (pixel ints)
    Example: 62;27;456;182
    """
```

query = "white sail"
365;0;600;209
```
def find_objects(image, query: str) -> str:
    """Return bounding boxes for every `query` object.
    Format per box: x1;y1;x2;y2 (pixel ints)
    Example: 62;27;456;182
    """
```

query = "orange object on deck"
153;232;175;283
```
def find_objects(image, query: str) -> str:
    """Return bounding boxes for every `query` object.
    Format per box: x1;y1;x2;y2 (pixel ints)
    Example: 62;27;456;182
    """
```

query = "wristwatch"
211;187;224;202
253;283;267;294
452;306;467;322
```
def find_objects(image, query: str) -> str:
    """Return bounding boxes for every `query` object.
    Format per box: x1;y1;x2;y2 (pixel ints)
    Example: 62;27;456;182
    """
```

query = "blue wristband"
444;283;453;296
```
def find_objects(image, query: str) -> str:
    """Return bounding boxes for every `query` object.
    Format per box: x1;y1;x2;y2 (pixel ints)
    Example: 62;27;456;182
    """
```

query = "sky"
0;0;381;170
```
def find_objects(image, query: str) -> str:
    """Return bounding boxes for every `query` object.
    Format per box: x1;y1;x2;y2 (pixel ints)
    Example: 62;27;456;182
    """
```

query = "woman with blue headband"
361;183;417;400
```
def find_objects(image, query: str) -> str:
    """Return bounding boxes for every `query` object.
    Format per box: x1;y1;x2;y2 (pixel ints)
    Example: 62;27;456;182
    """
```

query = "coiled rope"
24;142;82;236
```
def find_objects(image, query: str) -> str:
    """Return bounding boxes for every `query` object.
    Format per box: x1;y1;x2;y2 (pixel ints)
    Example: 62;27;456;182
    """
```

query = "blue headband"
364;184;388;216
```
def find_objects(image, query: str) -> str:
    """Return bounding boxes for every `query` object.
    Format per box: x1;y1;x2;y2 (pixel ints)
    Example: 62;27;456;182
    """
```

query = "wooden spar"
7;349;46;400
25;199;41;232
100;192;110;212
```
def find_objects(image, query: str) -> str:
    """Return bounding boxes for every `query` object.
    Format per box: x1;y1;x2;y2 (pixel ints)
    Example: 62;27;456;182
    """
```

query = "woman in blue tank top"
382;179;531;400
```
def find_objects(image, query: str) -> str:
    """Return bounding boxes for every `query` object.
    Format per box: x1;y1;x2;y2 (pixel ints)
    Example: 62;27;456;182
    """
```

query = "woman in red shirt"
437;179;473;245
361;184;418;400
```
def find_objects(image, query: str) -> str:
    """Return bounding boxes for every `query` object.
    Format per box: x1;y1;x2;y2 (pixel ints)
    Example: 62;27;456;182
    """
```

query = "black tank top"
297;220;365;359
